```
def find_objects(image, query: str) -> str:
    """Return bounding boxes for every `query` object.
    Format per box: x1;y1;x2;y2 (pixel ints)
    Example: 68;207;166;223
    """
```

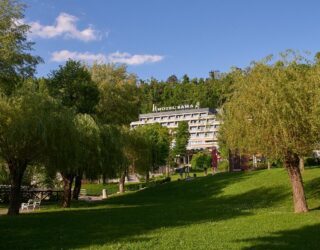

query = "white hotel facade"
130;104;220;151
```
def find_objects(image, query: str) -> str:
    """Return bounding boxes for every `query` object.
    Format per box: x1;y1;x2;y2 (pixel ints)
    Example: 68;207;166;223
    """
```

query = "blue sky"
23;0;320;80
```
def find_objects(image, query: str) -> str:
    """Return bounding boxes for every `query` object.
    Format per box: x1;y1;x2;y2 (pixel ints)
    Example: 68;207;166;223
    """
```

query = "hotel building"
130;104;220;151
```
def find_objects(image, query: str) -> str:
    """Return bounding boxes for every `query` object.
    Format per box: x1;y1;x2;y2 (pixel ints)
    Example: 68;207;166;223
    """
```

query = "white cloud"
51;50;106;63
51;50;164;65
108;51;164;65
29;13;100;42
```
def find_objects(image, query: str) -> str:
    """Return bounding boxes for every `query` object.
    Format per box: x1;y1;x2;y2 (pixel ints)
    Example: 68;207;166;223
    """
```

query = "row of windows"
189;141;216;146
190;132;217;138
140;112;211;122
190;125;219;131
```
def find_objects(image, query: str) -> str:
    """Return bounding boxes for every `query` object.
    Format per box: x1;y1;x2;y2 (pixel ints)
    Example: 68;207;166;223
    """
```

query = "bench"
21;199;41;211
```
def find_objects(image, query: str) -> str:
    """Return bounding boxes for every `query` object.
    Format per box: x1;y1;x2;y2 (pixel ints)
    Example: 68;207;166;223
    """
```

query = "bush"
305;157;320;166
191;152;211;170
154;176;171;185
218;160;229;172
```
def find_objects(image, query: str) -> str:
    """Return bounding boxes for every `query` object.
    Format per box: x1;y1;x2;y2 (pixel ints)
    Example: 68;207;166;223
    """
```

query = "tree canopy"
220;52;320;213
0;0;42;95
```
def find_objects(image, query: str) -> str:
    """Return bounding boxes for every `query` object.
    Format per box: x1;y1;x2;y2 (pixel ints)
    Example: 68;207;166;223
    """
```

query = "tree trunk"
267;160;271;170
72;174;82;200
166;166;169;177
119;173;125;193
7;161;27;216
146;171;150;183
285;152;308;213
299;156;305;172
61;173;74;208
102;173;107;185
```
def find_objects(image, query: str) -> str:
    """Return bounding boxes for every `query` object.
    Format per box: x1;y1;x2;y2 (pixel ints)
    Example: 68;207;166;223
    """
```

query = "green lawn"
1;168;320;249
82;182;141;196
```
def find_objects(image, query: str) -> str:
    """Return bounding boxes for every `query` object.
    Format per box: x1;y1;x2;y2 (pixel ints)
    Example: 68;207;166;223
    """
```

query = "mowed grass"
1;168;320;250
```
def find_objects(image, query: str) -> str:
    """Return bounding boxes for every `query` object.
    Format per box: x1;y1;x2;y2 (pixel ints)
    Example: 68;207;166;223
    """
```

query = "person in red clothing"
211;147;218;174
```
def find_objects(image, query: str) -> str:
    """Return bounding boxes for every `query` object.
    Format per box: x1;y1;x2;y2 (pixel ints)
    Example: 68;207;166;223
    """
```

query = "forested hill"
89;64;237;125
138;72;235;114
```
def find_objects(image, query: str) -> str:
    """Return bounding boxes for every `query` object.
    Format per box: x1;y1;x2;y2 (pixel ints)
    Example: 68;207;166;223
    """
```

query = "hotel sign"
152;102;200;112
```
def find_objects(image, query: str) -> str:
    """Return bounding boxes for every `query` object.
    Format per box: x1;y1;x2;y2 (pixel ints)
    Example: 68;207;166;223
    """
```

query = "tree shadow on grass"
0;171;288;250
304;177;320;200
239;224;320;249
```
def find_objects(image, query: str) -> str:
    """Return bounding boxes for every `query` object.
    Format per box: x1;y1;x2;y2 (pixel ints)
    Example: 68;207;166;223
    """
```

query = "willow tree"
135;124;170;181
123;128;152;187
220;53;320;213
72;114;101;200
99;125;128;192
0;86;76;215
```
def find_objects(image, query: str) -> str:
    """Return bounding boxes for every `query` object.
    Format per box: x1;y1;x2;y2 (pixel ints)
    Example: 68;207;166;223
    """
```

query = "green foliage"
135;123;170;171
217;160;229;172
220;52;320;159
73;114;101;179
173;121;189;156
191;152;211;170
90;63;140;125
0;162;9;184
138;73;234;113
0;0;42;95
47;60;99;114
99;125;124;179
0;86;74;167
123;128;151;176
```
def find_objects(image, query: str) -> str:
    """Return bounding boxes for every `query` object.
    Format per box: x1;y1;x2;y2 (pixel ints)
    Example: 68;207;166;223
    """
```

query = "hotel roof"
139;108;217;118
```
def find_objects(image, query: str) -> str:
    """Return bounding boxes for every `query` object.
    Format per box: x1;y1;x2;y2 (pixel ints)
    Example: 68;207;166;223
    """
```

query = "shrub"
218;160;229;172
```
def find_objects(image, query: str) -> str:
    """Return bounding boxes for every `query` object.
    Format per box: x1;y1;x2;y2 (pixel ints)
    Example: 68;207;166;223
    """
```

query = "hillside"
1;168;320;249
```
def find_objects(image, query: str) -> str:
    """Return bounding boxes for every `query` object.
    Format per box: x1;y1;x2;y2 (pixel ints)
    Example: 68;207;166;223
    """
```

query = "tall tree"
47;60;99;114
46;60;100;207
220;52;320;213
0;0;42;96
90;64;140;125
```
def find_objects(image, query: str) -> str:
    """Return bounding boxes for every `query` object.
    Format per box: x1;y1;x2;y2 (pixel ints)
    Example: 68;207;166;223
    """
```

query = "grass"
1;167;320;249
82;182;141;196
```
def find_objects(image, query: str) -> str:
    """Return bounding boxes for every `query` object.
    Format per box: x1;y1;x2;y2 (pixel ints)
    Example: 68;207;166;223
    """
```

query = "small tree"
135;124;170;181
191;152;211;170
173;121;190;164
220;52;320;213
72;114;101;200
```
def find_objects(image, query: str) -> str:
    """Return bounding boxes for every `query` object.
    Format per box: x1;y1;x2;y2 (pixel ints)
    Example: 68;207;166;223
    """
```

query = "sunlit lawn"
1;167;320;249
